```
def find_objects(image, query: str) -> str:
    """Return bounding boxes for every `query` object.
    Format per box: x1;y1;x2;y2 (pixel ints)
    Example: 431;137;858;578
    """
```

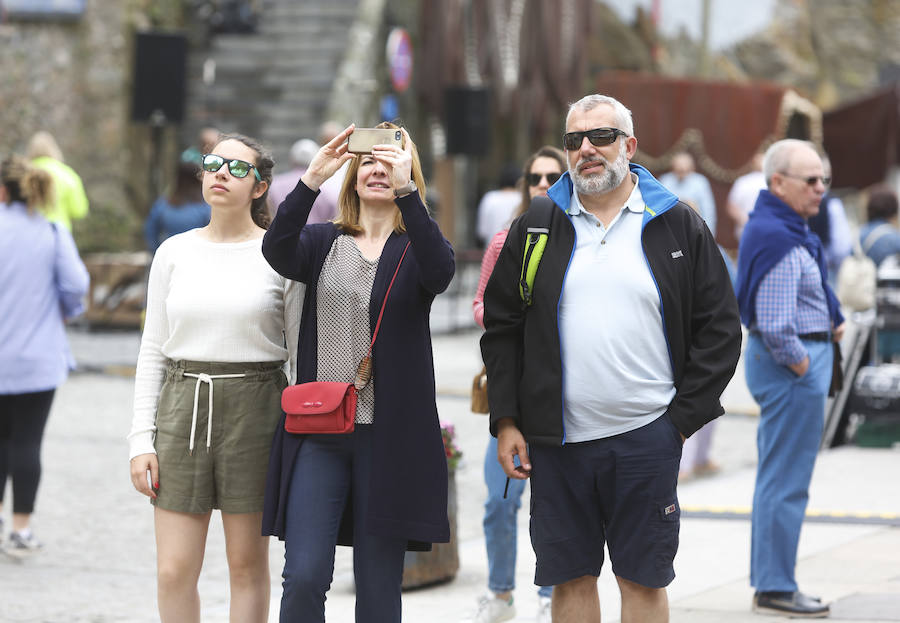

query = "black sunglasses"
563;127;629;151
201;153;262;181
780;172;831;188
526;172;561;187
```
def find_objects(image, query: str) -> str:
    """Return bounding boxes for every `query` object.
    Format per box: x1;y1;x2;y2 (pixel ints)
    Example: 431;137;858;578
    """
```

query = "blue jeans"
280;426;407;623
484;436;552;598
746;335;832;593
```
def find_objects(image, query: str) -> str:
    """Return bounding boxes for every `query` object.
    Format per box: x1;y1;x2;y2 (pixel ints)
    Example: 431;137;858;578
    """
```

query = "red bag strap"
367;240;411;356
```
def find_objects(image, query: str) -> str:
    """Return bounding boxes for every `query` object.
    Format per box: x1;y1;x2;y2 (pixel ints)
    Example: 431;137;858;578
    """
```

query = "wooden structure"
594;73;822;249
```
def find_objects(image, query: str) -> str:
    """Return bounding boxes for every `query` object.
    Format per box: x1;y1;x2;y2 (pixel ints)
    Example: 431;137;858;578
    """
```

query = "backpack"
836;224;892;312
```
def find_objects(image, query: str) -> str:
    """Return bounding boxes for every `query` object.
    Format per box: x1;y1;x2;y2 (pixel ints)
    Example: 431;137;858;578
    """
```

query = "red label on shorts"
664;504;676;515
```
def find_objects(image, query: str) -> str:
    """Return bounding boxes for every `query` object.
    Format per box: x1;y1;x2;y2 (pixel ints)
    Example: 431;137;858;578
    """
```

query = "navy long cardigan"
261;181;455;550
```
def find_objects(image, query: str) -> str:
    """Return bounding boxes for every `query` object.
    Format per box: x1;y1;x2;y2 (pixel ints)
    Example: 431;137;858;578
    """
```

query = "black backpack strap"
518;196;555;306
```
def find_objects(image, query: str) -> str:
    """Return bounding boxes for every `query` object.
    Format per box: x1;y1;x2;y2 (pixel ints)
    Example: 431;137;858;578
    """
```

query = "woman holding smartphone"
261;122;454;622
469;146;566;623
129;133;300;623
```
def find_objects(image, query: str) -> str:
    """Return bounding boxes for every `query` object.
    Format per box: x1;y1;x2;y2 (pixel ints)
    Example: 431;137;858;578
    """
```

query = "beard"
569;141;629;196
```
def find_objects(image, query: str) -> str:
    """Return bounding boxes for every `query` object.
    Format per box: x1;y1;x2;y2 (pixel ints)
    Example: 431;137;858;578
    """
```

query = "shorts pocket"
653;497;680;579
657;499;680;522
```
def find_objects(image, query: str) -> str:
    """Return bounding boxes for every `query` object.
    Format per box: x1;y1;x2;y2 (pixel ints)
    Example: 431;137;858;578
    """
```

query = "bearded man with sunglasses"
481;94;741;623
736;139;844;619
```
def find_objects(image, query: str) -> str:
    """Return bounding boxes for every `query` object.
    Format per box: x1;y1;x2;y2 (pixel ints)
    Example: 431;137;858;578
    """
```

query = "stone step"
264;3;360;19
181;0;363;165
196;25;350;51
195;47;346;72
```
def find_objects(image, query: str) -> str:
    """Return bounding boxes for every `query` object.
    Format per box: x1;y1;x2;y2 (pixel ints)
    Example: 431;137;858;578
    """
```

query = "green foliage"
137;0;186;29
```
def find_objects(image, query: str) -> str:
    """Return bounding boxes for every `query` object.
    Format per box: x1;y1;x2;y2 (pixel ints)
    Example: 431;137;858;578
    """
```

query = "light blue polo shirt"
560;176;675;442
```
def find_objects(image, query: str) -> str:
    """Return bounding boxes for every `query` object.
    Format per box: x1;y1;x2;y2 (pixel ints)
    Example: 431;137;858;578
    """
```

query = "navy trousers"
280;425;406;623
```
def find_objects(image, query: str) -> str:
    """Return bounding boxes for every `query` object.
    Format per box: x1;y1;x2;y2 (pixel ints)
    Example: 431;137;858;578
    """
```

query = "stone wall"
0;0;185;253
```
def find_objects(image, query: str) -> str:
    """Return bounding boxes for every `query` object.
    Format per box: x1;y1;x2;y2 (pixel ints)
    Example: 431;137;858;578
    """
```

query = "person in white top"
476;163;522;246
726;151;767;240
129;133;300;623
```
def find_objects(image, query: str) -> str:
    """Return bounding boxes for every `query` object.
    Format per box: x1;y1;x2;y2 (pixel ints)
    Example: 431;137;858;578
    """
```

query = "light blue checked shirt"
753;245;831;365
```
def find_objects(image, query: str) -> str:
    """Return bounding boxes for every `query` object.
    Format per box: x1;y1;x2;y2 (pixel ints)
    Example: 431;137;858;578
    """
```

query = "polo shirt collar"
567;172;643;217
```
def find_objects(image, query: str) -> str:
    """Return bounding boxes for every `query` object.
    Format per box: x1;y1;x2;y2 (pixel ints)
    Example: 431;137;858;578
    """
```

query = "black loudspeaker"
131;32;188;123
445;87;490;155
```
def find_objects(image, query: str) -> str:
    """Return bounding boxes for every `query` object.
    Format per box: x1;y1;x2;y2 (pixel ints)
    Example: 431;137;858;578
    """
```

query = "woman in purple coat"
261;122;454;622
0;156;89;555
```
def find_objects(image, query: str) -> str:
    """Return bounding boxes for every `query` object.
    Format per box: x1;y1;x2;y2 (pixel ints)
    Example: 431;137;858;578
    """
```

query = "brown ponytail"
1;155;54;213
22;167;54;212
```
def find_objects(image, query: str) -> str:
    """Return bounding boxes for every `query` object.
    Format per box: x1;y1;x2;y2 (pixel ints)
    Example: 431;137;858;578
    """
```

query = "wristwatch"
393;180;417;198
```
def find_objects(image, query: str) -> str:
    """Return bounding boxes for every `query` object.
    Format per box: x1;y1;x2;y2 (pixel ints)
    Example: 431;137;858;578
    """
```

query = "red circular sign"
386;28;413;93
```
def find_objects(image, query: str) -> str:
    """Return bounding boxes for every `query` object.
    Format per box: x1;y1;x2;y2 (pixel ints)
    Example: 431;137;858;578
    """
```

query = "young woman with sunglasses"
468;145;566;623
260;122;454;622
129;134;301;623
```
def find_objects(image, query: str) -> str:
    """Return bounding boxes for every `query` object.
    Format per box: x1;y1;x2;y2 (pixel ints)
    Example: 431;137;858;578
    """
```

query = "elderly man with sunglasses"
481;94;741;623
735;139;844;619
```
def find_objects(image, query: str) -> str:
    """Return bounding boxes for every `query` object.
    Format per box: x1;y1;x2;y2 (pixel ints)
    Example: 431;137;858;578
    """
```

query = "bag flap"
282;382;355;415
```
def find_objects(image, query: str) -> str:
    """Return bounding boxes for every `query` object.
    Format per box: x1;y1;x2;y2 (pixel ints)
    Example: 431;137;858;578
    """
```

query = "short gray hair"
566;95;634;137
289;138;319;168
762;139;819;186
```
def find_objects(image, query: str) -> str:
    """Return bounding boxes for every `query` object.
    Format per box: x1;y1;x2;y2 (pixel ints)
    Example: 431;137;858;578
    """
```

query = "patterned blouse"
316;234;378;423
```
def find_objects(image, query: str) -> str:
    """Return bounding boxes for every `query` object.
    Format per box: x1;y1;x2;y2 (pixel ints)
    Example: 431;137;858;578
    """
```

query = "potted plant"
401;421;462;589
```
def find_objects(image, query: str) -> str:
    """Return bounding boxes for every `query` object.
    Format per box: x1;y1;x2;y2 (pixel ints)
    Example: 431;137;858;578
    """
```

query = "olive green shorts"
152;360;287;514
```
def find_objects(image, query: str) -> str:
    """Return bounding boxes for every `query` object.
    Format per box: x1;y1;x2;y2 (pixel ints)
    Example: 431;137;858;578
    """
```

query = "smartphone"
347;128;403;154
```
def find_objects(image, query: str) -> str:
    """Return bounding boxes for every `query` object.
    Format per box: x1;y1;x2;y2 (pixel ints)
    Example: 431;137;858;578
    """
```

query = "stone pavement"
1;326;899;622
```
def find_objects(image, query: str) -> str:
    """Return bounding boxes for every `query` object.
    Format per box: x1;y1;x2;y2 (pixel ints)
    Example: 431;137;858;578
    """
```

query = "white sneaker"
462;594;516;623
537;596;552;623
5;530;43;559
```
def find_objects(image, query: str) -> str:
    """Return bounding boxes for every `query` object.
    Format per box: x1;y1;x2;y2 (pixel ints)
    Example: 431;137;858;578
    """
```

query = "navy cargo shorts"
528;413;683;588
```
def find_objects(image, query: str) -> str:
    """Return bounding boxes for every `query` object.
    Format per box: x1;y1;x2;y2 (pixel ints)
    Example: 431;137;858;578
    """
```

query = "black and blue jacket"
480;164;742;444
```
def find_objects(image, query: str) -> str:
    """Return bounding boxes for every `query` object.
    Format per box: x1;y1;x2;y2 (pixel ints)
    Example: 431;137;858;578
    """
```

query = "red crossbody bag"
282;241;410;435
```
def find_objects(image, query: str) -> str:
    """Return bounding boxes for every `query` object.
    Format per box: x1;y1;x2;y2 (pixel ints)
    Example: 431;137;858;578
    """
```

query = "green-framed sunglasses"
201;153;262;181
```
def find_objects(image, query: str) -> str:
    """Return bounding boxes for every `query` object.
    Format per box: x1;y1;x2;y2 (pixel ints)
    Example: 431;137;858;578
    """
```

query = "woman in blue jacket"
144;161;211;253
0;156;89;556
261;122;455;622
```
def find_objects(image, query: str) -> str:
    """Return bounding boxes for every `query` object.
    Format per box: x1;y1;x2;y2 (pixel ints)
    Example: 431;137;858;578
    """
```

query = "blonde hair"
1;155;54;213
333;122;427;235
26;131;64;161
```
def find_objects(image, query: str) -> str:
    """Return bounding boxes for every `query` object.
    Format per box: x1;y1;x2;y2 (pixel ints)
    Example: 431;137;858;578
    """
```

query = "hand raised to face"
301;124;356;191
371;127;413;193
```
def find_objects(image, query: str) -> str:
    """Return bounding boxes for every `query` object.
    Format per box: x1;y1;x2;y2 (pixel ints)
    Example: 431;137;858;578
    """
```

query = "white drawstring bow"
182;371;246;454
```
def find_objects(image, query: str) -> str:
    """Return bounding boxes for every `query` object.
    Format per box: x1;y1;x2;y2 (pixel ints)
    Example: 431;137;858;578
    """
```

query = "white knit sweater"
128;230;302;459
